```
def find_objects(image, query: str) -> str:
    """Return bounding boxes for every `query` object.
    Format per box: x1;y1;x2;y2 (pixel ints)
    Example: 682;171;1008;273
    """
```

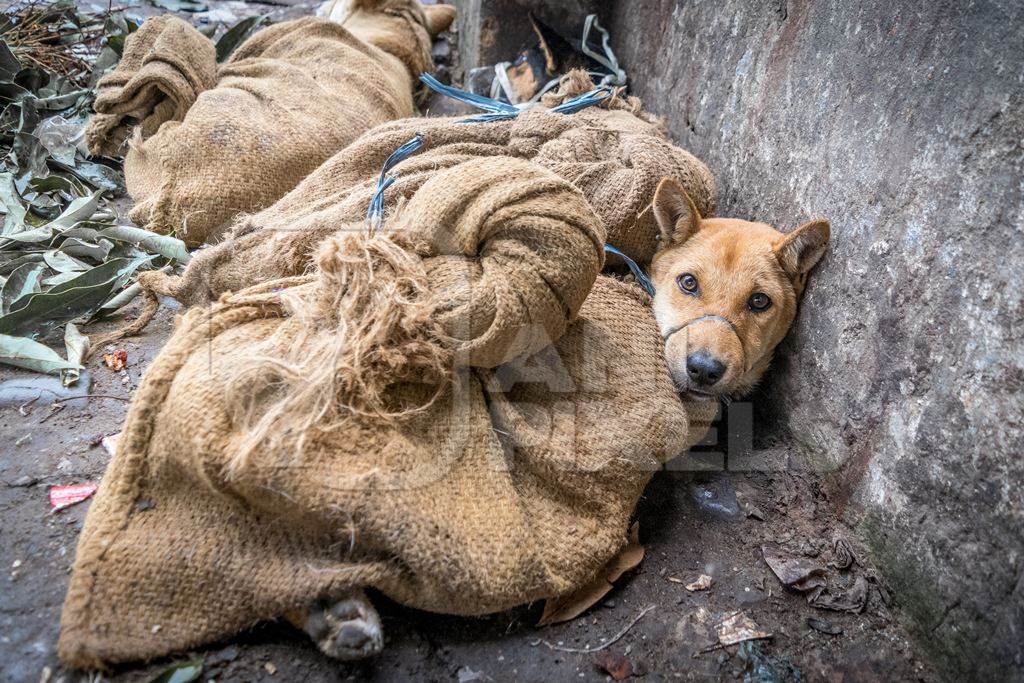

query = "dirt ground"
1;1;939;681
1;297;936;682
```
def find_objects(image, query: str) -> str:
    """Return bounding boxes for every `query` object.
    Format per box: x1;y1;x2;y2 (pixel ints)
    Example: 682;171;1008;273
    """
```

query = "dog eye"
748;292;772;311
677;273;699;295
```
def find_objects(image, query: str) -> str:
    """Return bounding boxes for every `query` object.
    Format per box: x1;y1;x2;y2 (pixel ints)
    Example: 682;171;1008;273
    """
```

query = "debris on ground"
102;347;126;371
808;575;870;614
456;665;491;683
736;641;803;682
806;616;843;636
716;611;772;646
594;649;633;680
147;659;203;683
685;574;714;592
538;523;643;625
101;431;119;455
545;604;655;653
761;545;827;590
48;482;97;510
829;536;857;570
762;542;872;613
744;502;766;520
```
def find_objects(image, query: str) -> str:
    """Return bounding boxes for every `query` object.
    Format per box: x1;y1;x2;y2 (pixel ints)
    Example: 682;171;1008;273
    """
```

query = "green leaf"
148;660;204;683
44;249;89;273
98;264;171;314
100;224;191;263
216;15;270;62
0;333;80;374
0;172;27;235
55;159;124;193
60;236;113;261
0;253;45;276
149;0;208;12
41;270;85;287
0;256;151;338
0;41;21;80
1;262;44;314
44;189;102;230
1;225;53;244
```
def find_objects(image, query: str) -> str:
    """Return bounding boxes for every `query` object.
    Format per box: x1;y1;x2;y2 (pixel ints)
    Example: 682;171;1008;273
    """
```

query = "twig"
39;402;64;423
693;643;725;657
51;394;130;404
543;604;655;653
18;396;39;415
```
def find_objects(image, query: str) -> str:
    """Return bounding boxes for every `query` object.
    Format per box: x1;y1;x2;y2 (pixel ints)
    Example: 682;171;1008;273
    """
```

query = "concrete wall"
604;1;1023;679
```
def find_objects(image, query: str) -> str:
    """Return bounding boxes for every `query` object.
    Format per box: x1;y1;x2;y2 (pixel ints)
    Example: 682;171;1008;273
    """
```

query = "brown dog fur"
649;177;830;400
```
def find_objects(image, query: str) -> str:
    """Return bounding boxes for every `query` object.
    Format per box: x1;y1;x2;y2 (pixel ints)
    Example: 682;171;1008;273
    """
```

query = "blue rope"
604;244;655;296
549;86;614;115
370;78;657;297
418;73;613;124
366;133;423;230
419;73;519;120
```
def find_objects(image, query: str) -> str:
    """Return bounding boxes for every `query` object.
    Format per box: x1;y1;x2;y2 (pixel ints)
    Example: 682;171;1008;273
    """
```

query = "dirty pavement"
1;1;937;681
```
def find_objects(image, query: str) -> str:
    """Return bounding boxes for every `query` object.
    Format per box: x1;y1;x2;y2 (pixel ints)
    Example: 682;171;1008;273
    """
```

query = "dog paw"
304;591;384;661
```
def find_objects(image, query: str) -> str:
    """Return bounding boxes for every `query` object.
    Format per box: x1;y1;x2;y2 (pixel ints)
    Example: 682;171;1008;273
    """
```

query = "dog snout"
686;351;726;387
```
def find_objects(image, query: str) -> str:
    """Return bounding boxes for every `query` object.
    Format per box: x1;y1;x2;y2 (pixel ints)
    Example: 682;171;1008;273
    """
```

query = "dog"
288;177;830;660
650;177;830;400
322;0;457;37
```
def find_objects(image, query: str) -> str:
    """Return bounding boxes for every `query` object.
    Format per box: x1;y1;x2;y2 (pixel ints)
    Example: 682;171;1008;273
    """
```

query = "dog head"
326;1;456;37
648;178;830;401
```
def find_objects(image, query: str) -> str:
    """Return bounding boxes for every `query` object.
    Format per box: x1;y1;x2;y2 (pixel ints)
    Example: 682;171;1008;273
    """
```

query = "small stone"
11;560;21;569
264;662;277;675
151;624;161;634
431;38;451;64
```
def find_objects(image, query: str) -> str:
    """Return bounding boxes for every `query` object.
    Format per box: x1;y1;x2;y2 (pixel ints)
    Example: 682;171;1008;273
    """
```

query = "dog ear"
774;219;831;276
423;4;456;36
653;177;702;247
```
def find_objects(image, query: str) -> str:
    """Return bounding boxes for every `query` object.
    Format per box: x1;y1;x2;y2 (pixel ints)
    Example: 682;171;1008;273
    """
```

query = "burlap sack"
143;70;715;306
86;1;448;247
59;155;716;668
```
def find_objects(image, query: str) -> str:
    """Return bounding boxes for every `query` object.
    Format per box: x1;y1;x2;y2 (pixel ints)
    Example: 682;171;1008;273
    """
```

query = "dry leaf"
716;611;771;646
685;574;713;592
101;432;120;457
594;650;632;680
102;348;127;371
762;545;826;586
808;576;869;613
538;523;643;626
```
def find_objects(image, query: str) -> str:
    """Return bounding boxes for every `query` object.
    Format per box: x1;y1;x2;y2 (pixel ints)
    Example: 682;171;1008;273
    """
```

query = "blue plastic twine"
604;244;655;296
368;78;657;297
366;133;424;230
418;73;614;124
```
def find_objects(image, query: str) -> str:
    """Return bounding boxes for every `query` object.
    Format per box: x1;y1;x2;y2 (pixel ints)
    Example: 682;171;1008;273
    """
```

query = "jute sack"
59;156;716;668
86;0;452;247
144;70;716;306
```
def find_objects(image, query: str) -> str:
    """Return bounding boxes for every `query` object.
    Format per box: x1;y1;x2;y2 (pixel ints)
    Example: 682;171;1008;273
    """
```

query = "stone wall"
603;1;1023;679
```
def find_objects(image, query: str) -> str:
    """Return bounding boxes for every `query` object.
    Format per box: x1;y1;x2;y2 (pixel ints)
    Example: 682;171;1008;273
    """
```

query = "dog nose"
686;351;726;387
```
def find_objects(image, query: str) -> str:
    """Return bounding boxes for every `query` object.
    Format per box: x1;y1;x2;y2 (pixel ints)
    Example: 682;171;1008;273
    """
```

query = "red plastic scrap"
49;483;98;510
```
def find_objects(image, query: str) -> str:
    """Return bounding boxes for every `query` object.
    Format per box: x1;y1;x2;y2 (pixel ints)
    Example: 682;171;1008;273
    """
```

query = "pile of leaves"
0;1;190;380
0;1;276;380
